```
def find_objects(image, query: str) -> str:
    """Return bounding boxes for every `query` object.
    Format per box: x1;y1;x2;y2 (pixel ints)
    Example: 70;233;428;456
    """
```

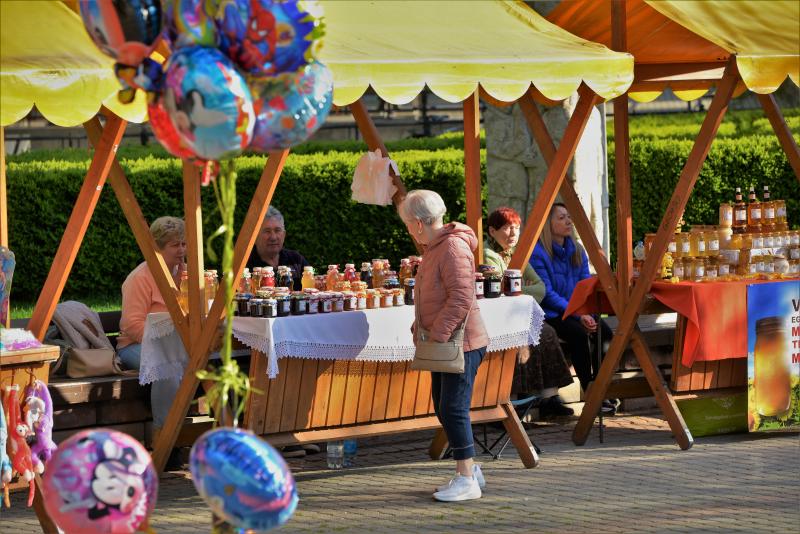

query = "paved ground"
3;413;799;533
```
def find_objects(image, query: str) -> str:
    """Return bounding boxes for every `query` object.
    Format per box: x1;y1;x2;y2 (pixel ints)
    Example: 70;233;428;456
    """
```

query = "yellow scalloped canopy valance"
319;0;633;106
645;0;799;94
0;1;147;127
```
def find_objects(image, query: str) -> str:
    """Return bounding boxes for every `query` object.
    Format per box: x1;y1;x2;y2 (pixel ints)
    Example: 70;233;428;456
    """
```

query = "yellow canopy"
319;0;633;106
0;0;148;127
644;0;799;94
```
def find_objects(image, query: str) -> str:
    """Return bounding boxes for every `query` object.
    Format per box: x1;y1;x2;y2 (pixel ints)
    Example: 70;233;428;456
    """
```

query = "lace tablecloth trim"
139;361;185;385
143;315;179;341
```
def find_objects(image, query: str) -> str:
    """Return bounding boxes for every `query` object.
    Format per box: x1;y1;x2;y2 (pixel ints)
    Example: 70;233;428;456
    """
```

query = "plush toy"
0;393;12;507
24;380;57;473
4;385;37;506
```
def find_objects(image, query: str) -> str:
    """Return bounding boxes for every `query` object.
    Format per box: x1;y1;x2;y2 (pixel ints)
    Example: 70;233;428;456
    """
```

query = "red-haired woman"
484;207;574;417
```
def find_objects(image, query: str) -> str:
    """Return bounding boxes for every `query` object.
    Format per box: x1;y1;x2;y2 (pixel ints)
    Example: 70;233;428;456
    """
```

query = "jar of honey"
790;230;800;247
502;269;523;296
719;202;733;228
704;229;720;257
763;232;775;249
753;316;791;417
689;228;706;257
717;257;730;279
752;233;764;250
676;232;690;258
704;257;718;281
672;257;685;280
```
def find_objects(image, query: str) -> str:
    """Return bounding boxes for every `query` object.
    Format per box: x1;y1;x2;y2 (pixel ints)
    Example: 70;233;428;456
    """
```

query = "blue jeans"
118;343;180;429
431;347;486;461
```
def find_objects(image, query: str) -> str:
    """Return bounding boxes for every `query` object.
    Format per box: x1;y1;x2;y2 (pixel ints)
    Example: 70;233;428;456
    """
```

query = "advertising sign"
747;281;800;432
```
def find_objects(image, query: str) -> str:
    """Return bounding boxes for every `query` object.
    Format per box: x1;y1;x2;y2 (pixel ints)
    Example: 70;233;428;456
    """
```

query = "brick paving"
3;413;798;533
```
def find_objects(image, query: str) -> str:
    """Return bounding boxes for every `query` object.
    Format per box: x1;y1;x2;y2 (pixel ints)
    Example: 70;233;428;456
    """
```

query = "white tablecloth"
140;295;543;383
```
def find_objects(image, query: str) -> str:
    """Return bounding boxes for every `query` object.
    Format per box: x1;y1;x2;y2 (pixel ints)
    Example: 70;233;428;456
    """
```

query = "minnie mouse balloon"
190;428;298;532
163;46;255;161
249;60;333;151
79;0;163;67
42;429;158;534
215;0;323;78
165;0;218;49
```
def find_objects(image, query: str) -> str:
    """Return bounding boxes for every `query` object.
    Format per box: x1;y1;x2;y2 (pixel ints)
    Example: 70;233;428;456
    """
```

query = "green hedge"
607;135;800;261
6;149;486;302
620;108;800;140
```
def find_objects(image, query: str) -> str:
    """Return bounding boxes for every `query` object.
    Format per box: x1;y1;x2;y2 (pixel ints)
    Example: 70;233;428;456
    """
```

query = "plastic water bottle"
343;439;357;467
326;441;344;469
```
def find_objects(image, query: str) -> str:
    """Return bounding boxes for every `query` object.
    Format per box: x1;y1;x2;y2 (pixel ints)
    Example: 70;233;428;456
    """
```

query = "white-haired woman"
117;216;185;459
399;190;488;502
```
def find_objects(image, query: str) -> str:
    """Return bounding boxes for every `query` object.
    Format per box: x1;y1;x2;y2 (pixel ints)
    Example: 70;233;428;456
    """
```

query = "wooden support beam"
84;117;190;350
519;91;692;449
463;92;484;265
572;57;740;448
28;114;127;340
633;62;726;83
350;99;408;206
757;93;800;182
152;150;289;473
508;84;600;271
183;162;205;344
1;126;7;248
612;0;632;303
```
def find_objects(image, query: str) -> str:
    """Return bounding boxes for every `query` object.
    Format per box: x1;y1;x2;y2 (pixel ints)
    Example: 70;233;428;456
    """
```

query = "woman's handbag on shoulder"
410;288;470;374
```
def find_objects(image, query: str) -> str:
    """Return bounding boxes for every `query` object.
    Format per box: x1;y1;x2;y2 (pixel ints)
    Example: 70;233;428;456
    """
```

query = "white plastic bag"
351;149;399;206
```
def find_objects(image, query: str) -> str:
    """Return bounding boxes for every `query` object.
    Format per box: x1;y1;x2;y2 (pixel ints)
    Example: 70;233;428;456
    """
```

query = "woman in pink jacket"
399;190;488;502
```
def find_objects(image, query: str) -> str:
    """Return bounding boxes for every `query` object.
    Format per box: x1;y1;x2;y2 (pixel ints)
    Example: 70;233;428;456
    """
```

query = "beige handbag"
65;348;133;378
410;287;470;374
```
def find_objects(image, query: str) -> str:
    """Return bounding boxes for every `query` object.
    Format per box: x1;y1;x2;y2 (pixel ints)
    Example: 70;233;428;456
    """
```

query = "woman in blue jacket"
530;203;615;412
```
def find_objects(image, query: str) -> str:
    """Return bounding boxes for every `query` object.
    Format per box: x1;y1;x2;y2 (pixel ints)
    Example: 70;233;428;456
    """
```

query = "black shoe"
601;399;619;415
539;396;575;418
164;448;185;471
281;445;306;459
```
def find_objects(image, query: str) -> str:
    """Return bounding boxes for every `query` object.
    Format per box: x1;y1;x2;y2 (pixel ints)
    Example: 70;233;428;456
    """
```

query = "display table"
140;296;544;468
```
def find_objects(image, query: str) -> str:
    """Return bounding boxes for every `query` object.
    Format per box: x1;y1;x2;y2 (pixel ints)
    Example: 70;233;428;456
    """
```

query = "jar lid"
474;272;484;278
404;278;416;286
504;269;521;276
303;288;319;294
265;298;277;304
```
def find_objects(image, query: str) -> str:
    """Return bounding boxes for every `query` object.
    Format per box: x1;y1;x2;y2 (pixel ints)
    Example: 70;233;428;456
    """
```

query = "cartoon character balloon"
163;46;256;161
215;0;323;77
79;0;163;67
249;61;333;151
42;429;158;534
165;0;218;50
190;428;298;531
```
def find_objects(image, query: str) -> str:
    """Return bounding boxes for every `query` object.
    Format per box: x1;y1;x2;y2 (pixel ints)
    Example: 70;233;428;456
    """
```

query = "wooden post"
519;92;692;449
757;93;800;182
28;114;128;340
83;117;190;350
463;91;483;265
183;162;205;344
1;126;7;248
508;84;600;271
572;58;740;447
152;150;289;473
612;0;633;302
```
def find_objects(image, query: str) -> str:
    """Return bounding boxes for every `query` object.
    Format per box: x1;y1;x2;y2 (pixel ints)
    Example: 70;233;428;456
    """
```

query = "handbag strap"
414;281;472;341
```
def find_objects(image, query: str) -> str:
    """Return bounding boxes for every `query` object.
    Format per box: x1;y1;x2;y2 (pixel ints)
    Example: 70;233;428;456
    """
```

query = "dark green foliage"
7;149;485;302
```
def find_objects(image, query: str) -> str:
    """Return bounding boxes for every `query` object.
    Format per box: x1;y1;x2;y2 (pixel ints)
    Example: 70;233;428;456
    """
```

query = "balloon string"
196;159;255;427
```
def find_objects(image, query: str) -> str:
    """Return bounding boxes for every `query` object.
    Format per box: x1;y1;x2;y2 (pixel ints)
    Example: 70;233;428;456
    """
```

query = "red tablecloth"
564;277;751;367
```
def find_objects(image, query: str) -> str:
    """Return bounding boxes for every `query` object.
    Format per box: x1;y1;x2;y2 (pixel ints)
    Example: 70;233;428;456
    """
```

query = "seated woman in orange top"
117;216;186;434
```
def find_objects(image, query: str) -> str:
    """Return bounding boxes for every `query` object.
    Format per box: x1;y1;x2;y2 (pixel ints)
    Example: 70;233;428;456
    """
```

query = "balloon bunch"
79;0;334;183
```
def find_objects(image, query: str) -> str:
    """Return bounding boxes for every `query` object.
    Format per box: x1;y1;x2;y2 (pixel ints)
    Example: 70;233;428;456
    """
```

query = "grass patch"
10;297;121;320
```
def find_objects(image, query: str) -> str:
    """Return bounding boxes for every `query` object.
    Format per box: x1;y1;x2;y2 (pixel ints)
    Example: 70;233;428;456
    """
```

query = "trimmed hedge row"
6;150;486;301
623;108;800;140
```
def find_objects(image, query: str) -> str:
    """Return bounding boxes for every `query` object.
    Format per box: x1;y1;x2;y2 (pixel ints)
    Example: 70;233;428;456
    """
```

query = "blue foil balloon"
163;46;255;160
79;0;163;67
190;428;298;532
165;0;218;49
215;0;321;77
249;61;333;151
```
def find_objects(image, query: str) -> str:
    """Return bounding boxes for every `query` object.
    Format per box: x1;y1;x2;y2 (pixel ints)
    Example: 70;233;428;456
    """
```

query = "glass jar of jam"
249;298;264;317
474;272;484;299
366;289;380;309
319;292;333;313
355;285;368;310
393;288;405;306
483;271;501;298
263;298;278;318
291;292;308;315
331;292;344;313
342;291;357;311
502;269;522;296
235;295;250;317
275;294;291;317
404;278;415;305
380;289;394;308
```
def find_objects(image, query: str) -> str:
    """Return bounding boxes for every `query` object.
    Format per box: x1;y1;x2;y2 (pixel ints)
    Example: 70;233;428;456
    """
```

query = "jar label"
723;212;733;223
357;297;367;309
757;261;765;273
510;278;522;292
673;265;684;278
475;281;484;295
709;239;719;251
749;263;757;274
394;295;405;306
681;242;690;254
695;266;705;278
753;237;764;248
322;300;332;313
382;295;393;306
752;208;761;219
765;262;774;273
490;281;501;293
333;301;344;312
668;242;676;253
765;208;775;219
791;248;800;260
792;235;800;246
735;209;747;222
764;237;774;248
348;296;357;309
719;264;730;276
280;301;291;313
707;268;717;278
777;207;787;217
698;241;705;252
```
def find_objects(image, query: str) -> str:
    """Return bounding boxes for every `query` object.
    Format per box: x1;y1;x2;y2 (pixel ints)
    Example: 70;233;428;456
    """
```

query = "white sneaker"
436;464;486;492
433;474;482;502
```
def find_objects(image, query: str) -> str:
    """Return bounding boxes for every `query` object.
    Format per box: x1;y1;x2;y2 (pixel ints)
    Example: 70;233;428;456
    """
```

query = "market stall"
541;0;800;447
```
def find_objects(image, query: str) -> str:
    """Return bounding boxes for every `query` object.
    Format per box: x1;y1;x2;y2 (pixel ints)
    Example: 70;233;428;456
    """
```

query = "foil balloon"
165;0;218;49
249;60;333;151
215;0;323;77
42;429;158;534
79;0;163;67
148;92;196;160
190;428;298;532
163;46;255;161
